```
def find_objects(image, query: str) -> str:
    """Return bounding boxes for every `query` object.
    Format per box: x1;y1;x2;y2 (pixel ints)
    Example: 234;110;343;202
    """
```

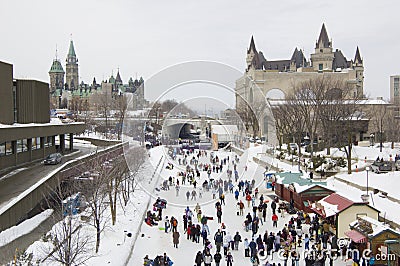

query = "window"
13;85;17;123
0;143;5;157
45;136;53;147
356;213;367;218
17;139;28;153
394;78;399;97
319;64;323;71
5;142;13;155
32;137;41;150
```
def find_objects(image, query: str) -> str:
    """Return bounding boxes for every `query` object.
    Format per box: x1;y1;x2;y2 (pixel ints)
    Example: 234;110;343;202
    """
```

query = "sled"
159;227;165;230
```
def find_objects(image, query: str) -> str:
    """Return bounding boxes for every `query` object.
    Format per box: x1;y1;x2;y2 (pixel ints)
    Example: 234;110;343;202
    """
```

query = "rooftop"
351;216;400;238
275;172;329;193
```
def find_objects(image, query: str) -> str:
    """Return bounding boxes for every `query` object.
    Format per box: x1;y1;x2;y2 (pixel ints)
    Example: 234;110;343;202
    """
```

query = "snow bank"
0;209;53;247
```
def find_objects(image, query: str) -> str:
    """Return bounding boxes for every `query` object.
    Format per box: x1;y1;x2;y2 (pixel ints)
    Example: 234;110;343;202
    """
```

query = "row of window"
0;137;54;157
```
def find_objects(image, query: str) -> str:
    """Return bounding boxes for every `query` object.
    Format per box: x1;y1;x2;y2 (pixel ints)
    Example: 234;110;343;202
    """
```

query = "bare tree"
335;99;365;174
115;94;128;140
273;76;364;173
367;103;388;152
75;163;109;253
122;146;146;205
290;76;341;158
94;88;113;137
105;156;130;225
40;180;93;265
318;82;355;155
236;99;265;138
385;107;400;148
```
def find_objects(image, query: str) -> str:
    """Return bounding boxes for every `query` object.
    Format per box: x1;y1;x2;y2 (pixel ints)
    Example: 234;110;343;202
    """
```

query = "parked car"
289;143;298;150
370;161;392;173
43;153;62;165
395;160;400;171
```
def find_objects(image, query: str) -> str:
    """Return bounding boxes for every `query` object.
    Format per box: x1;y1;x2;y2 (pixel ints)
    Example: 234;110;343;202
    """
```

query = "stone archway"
265;88;286;100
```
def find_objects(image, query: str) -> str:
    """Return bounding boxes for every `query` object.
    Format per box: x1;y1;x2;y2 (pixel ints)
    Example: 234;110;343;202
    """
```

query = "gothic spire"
354;46;363;64
116;69;123;84
317;23;331;48
247;35;257;54
68;40;76;58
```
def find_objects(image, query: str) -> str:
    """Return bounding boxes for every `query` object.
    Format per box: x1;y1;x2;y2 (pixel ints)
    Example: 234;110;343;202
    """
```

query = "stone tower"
65;40;79;90
352;46;364;96
48;57;65;94
310;23;334;71
246;36;259;71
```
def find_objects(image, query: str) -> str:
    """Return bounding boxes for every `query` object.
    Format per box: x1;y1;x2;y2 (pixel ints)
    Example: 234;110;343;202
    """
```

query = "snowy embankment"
19;146;163;265
317;142;400;162
0;209;53;247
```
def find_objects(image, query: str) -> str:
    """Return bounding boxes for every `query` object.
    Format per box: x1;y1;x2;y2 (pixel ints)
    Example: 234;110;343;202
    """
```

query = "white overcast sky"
0;0;398;105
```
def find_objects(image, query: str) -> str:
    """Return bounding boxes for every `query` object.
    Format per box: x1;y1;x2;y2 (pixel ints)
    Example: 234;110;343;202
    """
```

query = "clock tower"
65;40;79;90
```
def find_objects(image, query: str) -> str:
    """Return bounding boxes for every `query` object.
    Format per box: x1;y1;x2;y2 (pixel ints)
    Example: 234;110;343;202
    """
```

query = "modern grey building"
0;60;85;170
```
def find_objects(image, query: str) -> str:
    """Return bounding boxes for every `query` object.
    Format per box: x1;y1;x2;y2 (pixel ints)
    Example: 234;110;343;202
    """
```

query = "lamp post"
366;166;370;195
298;154;301;172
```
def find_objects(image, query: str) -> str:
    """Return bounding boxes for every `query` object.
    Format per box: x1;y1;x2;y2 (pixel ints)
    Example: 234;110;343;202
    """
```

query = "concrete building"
390;75;400;105
390;75;400;117
236;24;364;140
0;60;85;170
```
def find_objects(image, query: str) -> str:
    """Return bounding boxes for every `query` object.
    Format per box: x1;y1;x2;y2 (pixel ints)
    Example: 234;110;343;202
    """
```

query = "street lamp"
366;166;370;195
298;154;301;172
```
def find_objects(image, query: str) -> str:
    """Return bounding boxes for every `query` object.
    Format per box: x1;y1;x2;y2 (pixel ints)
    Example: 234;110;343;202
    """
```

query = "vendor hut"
346;216;400;266
274;172;334;212
311;193;379;238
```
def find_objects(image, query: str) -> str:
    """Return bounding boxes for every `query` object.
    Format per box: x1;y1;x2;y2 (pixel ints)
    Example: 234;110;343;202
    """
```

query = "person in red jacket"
246;193;252;207
272;213;278;228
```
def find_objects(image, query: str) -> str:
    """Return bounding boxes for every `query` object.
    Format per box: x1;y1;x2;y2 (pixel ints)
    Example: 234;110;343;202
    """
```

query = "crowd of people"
142;147;343;266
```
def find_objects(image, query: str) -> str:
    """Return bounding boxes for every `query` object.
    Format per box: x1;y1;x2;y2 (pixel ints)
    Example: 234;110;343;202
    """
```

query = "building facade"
49;40;147;111
49;58;65;94
0;60;85;170
390;75;400;117
236;24;365;140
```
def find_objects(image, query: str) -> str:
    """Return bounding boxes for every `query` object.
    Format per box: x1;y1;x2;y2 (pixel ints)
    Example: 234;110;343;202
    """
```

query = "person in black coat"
214;251;222;266
233;232;242;250
195;251;203;266
249;239;257;257
267;233;274;255
271;201;277;214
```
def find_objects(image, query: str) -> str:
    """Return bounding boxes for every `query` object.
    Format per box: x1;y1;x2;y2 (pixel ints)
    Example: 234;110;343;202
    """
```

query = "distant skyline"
0;0;399;100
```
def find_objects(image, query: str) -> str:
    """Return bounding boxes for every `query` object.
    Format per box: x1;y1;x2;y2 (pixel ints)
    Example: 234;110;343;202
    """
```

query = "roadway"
0;141;115;264
0;142;102;211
